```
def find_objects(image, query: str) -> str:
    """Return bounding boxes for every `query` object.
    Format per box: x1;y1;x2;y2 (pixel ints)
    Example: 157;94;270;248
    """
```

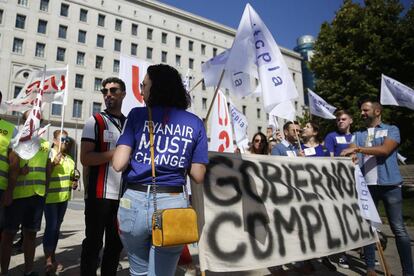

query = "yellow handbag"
148;108;199;247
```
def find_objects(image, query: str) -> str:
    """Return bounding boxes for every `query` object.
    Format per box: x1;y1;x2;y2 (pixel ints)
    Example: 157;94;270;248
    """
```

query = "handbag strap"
147;107;158;213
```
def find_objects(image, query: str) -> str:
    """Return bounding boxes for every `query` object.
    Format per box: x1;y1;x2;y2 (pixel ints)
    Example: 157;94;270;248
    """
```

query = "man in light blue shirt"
271;121;300;157
341;100;413;276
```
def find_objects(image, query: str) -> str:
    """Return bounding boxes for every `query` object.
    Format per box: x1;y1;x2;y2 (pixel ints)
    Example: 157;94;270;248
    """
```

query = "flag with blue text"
308;89;336;119
380;74;414;110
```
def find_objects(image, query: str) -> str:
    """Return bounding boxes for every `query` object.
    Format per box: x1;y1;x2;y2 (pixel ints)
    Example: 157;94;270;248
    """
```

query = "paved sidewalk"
7;199;414;275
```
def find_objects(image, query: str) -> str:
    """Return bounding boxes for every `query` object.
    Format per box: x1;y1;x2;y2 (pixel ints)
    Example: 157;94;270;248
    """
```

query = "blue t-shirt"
271;140;298;157
353;123;402;185
301;144;329;157
324;131;353;156
117;107;208;186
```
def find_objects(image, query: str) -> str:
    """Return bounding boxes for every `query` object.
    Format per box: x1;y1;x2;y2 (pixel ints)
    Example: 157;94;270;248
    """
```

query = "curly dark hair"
146;64;190;109
248;132;269;155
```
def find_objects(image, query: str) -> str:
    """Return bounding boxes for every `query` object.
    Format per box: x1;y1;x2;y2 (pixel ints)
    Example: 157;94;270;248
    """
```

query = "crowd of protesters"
0;65;412;276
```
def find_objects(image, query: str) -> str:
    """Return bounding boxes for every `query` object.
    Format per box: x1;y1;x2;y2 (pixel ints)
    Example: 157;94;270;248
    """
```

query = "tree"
310;0;414;161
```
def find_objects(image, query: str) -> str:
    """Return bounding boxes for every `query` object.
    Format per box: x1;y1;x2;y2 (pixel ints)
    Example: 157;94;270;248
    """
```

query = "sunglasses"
254;139;263;143
60;137;70;143
100;87;121;95
139;82;146;90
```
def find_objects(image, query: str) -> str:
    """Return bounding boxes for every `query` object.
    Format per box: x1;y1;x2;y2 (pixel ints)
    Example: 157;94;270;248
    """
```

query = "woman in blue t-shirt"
300;121;329;157
112;64;208;276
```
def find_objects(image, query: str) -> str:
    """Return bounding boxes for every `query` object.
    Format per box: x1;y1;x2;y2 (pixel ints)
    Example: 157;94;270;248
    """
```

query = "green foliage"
310;0;414;161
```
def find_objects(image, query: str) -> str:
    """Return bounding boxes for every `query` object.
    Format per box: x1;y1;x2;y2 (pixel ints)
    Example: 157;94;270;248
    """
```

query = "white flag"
267;114;279;131
225;4;298;112
120;55;151;116
308;89;336;119
201;49;256;98
12;67;48;160
209;90;234;153
380;74;414;110
354;166;382;228
228;100;249;152
269;101;296;122
4;66;68;112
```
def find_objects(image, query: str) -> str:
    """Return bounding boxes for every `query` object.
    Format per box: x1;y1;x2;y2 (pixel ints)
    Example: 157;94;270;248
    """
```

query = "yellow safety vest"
46;150;75;204
14;139;50;199
0;119;15;191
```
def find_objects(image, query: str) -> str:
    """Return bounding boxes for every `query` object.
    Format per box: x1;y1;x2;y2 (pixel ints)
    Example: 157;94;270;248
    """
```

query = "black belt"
128;185;183;193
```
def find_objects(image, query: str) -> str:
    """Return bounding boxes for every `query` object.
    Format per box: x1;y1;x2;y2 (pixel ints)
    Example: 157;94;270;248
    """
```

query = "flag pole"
291;120;303;152
375;231;391;276
188;78;203;93
204;69;225;127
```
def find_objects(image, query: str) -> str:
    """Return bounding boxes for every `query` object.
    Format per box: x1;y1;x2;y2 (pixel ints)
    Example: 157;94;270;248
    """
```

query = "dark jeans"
364;185;414;276
43;201;68;252
80;198;123;276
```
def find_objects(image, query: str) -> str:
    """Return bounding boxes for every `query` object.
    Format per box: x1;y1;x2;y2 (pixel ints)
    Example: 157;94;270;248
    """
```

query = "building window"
161;32;167;44
60;3;69;17
175;55;181;67
114;39;121;52
175;36;181;48
131;23;138;36
72;99;83;118
131;43;137;56
113;59;119;73
78;30;86;43
79;8;88;22
213;48;217;57
202;80;206;90
94;78;102;91
98;14;105;27
95;56;103;70
242;105;246;115
96;34;104;48
75;74;84;88
257;108;261;119
18;0;28;6
92;102;102;115
202;98;207;110
15;14;26;29
258;126;262;133
51;103;62;116
225;88;229;95
56;47;65;61
147;28;153;40
35;42;45;58
14;86;22;98
188;40;193;52
256;97;260;102
58;25;67;39
146;47;153;59
189;58;194;69
39;0;49;11
115;19;122;31
201;44;206;55
37;19;47;34
0;10;3;24
295;101;298;110
161;51;167;63
12;38;24;53
76;51;85;65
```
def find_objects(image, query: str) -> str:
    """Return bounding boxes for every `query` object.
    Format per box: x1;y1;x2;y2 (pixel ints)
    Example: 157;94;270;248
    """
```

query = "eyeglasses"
100;87;121;95
254;139;263;144
60;137;70;143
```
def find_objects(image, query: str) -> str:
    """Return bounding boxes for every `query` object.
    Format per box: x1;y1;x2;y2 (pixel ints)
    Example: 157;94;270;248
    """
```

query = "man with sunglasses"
80;77;126;275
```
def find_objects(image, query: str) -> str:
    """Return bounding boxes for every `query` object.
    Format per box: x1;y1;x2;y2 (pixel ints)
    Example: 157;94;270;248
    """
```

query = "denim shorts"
118;188;187;276
4;195;45;233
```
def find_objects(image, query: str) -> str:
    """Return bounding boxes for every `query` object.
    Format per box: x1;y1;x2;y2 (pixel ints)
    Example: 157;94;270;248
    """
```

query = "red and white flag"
3;66;68;112
119;55;151;116
209;90;234;153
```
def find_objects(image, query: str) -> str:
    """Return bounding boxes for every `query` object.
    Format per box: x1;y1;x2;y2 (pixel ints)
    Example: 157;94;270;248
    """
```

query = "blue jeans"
43;201;68;253
118;189;187;276
364;185;414;276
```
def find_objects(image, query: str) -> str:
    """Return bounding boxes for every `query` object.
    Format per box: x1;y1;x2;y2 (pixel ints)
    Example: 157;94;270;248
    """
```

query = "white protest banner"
12;67;48;160
269;100;296;122
354;166;382;227
225;4;298;112
192;153;376;272
380;74;414;110
209;90;234;153
120;55;151;116
5;66;68;112
201;49;256;98
308;89;336;119
228;100;249;153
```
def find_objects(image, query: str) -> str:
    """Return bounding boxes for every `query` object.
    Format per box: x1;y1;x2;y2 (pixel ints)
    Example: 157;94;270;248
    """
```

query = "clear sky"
156;0;411;50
